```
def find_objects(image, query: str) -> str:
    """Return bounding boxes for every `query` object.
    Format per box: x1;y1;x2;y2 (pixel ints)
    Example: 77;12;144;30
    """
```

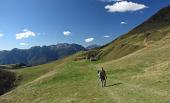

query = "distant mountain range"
0;43;86;66
1;5;170;102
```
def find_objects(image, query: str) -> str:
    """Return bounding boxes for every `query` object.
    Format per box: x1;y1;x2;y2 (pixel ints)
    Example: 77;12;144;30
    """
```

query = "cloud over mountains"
85;38;94;43
16;29;36;39
63;31;71;36
105;1;148;13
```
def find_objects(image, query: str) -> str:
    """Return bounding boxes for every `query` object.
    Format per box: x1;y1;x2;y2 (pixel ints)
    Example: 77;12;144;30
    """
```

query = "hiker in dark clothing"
97;67;107;87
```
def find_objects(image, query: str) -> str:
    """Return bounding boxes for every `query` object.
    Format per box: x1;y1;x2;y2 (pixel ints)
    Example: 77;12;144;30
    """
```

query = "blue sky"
0;0;170;50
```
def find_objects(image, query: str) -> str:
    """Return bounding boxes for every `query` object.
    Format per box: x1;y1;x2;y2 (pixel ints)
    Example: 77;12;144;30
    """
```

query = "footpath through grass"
1;38;170;103
0;60;117;103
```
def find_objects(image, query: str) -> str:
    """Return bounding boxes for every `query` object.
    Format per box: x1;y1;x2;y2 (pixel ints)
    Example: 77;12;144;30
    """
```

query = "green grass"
1;12;170;103
0;35;170;103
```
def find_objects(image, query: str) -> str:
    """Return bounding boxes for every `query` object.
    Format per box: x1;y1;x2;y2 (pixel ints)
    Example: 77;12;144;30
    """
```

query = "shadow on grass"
106;82;122;87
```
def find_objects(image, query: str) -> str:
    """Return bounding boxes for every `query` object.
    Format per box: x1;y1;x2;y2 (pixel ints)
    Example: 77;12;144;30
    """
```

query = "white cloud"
85;38;94;43
105;1;148;13
0;34;3;37
120;21;127;24
104;35;110;38
20;43;28;46
63;31;71;36
16;29;36;39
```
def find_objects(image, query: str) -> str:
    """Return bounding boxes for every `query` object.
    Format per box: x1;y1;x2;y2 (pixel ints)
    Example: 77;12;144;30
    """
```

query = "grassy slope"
0;33;170;103
1;7;170;103
99;21;170;62
99;6;170;61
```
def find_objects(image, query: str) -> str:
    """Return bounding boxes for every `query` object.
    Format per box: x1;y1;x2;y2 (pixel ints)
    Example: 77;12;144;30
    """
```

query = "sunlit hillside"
0;5;170;103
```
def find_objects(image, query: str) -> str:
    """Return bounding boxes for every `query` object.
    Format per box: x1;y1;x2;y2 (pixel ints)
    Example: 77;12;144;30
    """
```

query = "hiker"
97;67;107;87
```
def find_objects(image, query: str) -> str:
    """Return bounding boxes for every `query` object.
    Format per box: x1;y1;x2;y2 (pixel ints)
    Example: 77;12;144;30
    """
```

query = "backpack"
100;70;105;77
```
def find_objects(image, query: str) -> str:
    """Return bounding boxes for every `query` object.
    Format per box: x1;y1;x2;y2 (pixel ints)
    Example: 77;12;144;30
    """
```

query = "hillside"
0;43;86;66
96;6;170;61
0;6;170;103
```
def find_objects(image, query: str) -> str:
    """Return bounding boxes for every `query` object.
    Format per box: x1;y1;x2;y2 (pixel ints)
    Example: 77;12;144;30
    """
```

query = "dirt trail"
29;70;57;84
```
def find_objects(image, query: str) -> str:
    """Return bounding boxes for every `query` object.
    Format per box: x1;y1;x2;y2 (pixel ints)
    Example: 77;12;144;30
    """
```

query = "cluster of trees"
0;69;17;95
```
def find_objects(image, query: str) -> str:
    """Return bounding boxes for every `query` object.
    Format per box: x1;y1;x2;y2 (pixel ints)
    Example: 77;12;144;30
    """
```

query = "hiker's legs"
100;79;103;87
101;79;104;87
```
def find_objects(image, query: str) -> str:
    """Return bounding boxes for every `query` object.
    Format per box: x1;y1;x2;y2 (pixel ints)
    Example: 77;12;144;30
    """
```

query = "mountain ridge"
97;5;170;61
0;43;86;66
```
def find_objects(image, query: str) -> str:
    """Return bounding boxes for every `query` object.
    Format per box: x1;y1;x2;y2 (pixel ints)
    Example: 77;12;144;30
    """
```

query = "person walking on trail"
98;67;107;87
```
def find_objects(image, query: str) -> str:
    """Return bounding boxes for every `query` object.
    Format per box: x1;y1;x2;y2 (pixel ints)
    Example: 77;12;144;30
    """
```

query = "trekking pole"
96;76;99;88
98;79;101;88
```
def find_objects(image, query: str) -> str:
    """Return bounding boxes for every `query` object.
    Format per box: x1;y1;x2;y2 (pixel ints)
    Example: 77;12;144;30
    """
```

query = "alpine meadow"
0;1;170;103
